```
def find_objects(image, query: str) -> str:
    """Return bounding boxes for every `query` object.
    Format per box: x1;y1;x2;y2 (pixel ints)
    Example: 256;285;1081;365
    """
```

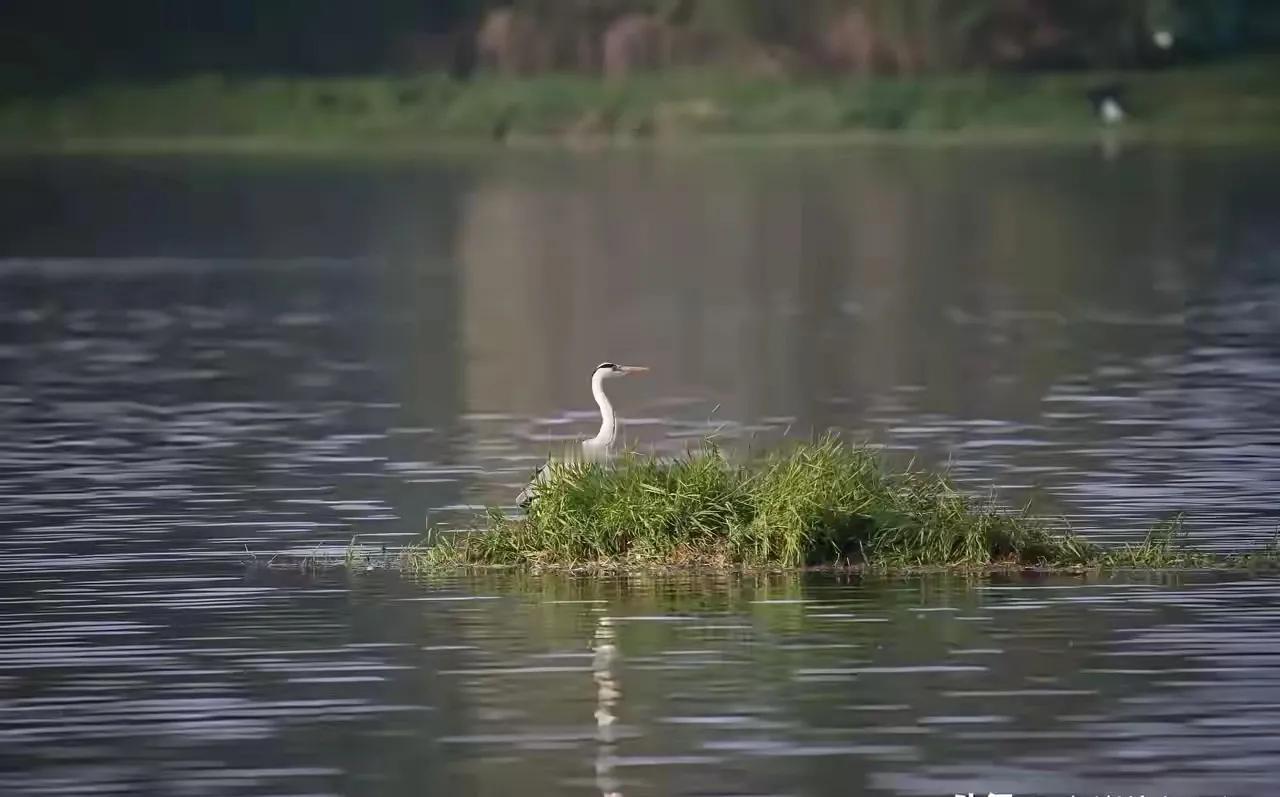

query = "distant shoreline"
0;127;1276;159
1;57;1276;156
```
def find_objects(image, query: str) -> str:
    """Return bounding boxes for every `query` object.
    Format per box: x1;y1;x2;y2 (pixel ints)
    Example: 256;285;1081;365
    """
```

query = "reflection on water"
5;568;1280;796
593;615;622;797
0;146;1279;794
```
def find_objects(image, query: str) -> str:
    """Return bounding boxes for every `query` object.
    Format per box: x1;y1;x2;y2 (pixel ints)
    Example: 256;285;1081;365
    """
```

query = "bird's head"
594;362;648;380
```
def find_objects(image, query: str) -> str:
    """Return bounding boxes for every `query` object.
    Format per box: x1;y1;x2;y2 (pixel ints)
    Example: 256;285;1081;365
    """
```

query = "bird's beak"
619;366;649;374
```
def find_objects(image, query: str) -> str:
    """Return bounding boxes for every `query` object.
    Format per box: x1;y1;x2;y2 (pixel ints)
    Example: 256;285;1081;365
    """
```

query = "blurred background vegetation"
6;0;1277;89
1;0;1277;144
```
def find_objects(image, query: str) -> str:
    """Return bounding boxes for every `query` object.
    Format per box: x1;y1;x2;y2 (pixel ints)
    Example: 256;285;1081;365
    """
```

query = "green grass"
400;437;1280;573
2;56;1279;152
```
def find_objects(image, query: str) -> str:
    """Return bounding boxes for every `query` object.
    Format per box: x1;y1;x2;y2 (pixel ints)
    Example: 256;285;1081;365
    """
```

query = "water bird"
516;362;648;508
1088;83;1127;125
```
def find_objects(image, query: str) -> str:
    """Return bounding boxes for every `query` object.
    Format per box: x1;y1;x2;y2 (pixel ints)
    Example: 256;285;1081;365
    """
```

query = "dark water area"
1;145;1279;795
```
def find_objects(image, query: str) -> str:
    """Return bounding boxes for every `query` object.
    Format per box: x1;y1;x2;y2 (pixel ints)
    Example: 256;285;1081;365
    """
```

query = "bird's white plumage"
582;366;619;458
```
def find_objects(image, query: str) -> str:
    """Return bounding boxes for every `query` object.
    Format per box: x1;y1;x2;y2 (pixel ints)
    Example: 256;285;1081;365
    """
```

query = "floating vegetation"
401;438;1280;573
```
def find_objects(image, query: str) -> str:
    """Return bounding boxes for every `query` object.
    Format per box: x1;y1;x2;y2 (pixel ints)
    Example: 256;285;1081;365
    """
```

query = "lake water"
1;144;1279;796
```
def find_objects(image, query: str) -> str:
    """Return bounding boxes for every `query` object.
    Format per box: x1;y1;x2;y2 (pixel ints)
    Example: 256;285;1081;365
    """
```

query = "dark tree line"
2;0;1277;94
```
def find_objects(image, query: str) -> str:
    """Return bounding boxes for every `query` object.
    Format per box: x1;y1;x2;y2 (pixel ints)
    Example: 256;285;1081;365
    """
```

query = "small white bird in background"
1153;29;1175;51
1088;84;1127;126
1099;96;1126;125
516;362;648;507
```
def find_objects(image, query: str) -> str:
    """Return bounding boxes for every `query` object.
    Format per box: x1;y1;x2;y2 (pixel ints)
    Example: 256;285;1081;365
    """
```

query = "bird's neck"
588;372;615;449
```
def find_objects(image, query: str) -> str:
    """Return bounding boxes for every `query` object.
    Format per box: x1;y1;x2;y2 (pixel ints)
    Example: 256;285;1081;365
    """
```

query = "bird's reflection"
592;614;622;797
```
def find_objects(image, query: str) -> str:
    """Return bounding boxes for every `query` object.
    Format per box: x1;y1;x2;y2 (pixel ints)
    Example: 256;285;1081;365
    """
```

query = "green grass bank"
2;57;1278;153
401;438;1280;573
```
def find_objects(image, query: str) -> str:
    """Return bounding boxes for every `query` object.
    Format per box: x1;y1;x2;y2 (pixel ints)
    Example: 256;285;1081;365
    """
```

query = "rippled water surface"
2;146;1279;795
